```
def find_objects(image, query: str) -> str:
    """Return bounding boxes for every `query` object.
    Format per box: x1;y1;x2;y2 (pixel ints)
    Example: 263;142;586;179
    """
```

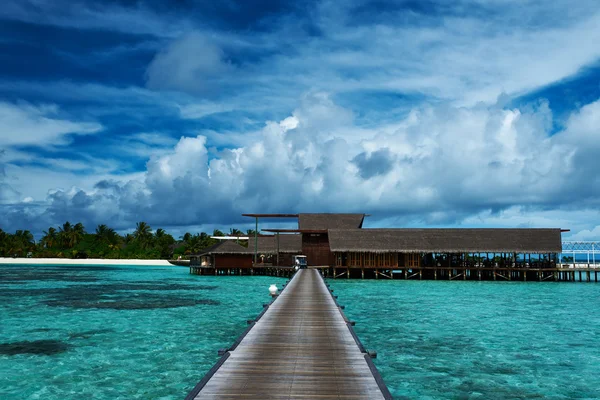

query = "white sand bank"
0;258;174;266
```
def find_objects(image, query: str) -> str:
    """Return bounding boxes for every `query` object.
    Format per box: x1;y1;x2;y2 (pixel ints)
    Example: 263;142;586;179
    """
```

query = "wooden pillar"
347;268;350;279
434;268;437;280
375;269;378;279
334;267;336;279
361;268;364;279
276;232;280;267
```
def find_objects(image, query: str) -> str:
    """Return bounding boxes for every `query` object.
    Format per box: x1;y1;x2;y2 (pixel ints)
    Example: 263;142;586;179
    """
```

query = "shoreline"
0;258;176;266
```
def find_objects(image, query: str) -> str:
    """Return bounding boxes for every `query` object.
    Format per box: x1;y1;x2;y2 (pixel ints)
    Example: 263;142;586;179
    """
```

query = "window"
405;253;420;267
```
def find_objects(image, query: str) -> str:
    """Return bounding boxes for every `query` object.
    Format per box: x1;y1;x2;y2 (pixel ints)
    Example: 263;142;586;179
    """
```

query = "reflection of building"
192;213;565;279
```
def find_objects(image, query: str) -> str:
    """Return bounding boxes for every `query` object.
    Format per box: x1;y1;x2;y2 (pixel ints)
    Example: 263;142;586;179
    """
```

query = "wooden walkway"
185;269;391;399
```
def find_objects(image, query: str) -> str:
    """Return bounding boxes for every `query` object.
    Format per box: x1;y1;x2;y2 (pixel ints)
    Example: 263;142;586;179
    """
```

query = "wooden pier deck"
185;269;391;399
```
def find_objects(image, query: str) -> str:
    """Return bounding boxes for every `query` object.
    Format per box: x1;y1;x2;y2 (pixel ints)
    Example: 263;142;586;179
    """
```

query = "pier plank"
187;269;389;399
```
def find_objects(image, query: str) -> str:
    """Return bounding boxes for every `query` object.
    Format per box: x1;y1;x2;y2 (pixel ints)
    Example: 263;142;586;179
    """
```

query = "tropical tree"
95;224;120;249
212;229;224;237
60;222;84;248
180;232;192;243
40;227;58;249
229;228;244;237
134;222;153;248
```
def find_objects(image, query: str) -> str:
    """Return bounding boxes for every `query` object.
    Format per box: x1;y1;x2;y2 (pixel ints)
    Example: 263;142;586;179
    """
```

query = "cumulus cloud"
4;93;600;236
0;102;102;146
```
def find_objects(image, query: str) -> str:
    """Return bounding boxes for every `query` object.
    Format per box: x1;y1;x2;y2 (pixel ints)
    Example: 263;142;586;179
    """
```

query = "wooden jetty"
185;269;391;399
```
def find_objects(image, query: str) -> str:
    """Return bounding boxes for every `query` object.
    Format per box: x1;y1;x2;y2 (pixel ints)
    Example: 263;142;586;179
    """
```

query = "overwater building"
190;213;569;280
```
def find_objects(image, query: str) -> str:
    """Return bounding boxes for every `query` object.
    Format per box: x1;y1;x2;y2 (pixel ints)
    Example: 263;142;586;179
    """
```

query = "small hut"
190;241;253;268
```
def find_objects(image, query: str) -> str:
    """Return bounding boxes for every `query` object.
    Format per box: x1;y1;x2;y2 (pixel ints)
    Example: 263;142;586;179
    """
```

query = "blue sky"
1;0;600;239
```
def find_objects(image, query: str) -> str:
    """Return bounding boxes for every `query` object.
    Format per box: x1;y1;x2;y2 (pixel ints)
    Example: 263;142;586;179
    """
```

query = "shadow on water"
43;294;219;310
0;282;220;309
0;340;71;356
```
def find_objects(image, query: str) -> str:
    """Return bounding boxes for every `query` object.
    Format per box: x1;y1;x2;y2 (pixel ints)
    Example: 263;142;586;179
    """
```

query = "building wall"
302;233;333;266
215;254;253;268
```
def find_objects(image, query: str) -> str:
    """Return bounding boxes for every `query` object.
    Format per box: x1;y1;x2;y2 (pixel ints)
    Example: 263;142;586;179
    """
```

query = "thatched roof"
328;229;563;253
251;235;302;254
298;213;365;230
199;240;252;255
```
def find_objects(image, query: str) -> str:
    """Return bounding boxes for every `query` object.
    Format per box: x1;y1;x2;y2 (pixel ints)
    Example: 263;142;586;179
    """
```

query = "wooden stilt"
361;268;364;279
375;269;378;279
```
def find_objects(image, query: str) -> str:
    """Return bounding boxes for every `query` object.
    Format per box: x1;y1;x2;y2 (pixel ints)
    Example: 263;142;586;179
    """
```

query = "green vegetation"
0;223;252;259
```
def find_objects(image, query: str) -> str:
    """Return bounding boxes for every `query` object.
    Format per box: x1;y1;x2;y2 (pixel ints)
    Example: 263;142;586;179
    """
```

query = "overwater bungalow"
190;213;588;281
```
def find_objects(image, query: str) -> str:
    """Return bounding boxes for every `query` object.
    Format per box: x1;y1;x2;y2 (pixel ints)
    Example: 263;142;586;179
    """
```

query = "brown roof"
251;235;302;254
199;240;252;255
328;229;562;253
298;213;365;230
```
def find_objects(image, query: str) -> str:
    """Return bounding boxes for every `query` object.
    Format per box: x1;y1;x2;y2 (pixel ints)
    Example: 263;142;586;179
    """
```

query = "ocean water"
0;264;285;399
328;279;600;399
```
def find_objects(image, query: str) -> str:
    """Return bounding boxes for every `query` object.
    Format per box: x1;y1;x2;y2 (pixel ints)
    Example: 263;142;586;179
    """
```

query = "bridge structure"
185;268;392;400
561;241;600;267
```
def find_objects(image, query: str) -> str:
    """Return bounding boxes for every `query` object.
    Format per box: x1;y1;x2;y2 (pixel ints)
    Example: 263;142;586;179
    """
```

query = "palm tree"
134;222;152;240
181;232;192;243
95;224;119;246
58;222;72;248
62;222;84;248
230;228;244;237
11;230;35;256
155;228;166;239
212;229;224;237
134;222;153;248
95;224;109;241
41;227;57;249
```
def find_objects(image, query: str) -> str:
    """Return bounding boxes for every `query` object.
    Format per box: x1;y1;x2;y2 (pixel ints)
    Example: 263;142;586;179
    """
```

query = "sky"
1;0;600;239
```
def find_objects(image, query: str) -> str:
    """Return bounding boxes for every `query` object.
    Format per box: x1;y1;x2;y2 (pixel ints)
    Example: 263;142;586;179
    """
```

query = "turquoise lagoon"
0;264;285;399
328;279;600;399
2;265;600;399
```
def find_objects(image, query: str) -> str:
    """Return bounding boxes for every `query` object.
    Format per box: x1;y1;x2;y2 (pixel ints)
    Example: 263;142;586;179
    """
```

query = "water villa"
190;213;598;282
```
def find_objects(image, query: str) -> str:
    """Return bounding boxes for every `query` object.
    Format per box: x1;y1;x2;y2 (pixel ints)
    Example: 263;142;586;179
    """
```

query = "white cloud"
5;92;600;239
146;32;233;94
0;102;102;146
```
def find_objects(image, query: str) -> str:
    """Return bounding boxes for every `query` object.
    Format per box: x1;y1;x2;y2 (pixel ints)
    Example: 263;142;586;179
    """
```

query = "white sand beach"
0;258;176;266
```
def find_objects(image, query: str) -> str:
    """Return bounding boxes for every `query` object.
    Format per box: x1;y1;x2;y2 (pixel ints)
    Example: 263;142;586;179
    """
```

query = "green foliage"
0;222;249;260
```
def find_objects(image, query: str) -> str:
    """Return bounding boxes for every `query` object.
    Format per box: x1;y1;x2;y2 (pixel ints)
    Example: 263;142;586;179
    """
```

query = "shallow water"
0;264;284;399
328;279;600;399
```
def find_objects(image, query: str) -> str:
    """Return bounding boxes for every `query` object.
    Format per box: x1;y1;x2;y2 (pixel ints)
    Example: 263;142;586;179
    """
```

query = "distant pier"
185;269;391;399
190;264;599;282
